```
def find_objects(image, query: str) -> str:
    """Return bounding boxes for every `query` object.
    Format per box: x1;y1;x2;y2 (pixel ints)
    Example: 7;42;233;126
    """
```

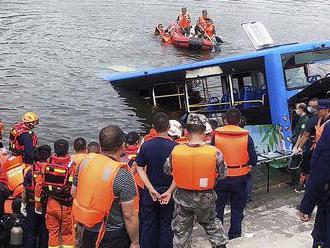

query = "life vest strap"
227;164;248;169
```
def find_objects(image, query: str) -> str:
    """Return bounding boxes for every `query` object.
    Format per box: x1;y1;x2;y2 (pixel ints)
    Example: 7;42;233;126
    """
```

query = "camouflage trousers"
172;189;228;248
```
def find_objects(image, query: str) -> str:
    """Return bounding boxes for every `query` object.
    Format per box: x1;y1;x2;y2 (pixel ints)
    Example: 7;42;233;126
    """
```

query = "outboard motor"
10;220;23;248
188;38;203;50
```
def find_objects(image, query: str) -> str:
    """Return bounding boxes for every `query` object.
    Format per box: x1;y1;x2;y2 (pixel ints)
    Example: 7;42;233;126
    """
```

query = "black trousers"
81;227;131;248
0;183;10;216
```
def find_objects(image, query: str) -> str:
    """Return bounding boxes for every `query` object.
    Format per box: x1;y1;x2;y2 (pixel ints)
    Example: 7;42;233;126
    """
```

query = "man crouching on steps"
164;114;228;248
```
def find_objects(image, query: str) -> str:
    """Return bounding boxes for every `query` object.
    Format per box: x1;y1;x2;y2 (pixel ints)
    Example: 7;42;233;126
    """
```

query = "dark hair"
37;145;52;162
99;125;125;153
209;119;219;130
125;132;140;146
74;137;86;152
239;116;247;128
87;141;101;154
54;139;69;157
225;108;242;125
296;103;307;112
186;124;206;134
153;112;170;133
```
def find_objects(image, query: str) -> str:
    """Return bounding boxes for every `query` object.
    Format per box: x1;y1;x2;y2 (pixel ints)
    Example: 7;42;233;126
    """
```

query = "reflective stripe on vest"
215;125;250;177
172;144;218;191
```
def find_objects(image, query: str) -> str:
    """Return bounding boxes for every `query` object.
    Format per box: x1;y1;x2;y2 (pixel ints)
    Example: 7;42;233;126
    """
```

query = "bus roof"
104;40;330;90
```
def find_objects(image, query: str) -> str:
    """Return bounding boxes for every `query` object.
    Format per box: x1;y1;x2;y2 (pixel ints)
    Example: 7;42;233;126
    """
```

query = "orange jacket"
71;153;88;169
2;156;28;196
315;118;330;145
143;128;158;143
73;154;139;227
9;122;38;156
172;144;218;190
215;125;250;177
0;153;9;184
205;24;215;37
161;33;173;44
177;12;191;29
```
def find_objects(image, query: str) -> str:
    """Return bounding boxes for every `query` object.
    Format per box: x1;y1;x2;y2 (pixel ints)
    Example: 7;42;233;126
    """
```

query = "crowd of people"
0;98;329;248
155;8;217;44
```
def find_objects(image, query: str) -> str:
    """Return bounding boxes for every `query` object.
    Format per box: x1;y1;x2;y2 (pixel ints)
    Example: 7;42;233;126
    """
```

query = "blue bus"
104;40;330;152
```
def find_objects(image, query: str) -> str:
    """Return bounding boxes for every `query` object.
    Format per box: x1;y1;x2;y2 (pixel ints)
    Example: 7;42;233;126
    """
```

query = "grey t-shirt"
74;166;137;232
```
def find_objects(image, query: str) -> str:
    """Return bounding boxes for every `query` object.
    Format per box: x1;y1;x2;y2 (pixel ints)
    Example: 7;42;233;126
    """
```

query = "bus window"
285;66;308;89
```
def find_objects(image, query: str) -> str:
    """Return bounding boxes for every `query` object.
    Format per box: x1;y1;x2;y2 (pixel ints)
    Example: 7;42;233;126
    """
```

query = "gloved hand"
20;203;27;217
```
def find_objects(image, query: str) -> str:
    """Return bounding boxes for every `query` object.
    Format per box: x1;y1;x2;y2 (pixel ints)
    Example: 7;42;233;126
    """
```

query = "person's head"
164;30;170;36
54;139;69;157
206;18;212;26
158;23;164;30
99;125;126;156
73;137;87;153
168;120;183;140
181;7;187;14
224;108;242;126
35;145;52;162
307;98;318;114
22;112;39;129
239;116;247;128
125;132;140;146
87;141;101;154
186;114;207;138
152;112;170;133
317;99;330;119
202;10;208;17
295;103;307;116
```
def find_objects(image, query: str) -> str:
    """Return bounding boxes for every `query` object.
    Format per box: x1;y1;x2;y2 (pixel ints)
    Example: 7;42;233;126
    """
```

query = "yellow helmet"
22;112;39;124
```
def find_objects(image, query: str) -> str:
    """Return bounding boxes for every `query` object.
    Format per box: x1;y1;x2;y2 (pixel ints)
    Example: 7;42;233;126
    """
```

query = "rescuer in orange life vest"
35;139;76;248
195;10;209;37
71;125;139;248
204;18;216;39
164;113;228;248
71;137;88;169
213;109;257;240
176;7;192;36
23;145;51;247
9;112;39;165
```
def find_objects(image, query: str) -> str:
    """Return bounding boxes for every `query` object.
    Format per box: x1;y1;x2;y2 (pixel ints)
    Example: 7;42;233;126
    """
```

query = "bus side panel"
264;53;292;150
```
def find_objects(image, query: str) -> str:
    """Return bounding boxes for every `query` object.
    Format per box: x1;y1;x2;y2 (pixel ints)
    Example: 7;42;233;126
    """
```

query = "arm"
247;136;257;167
122;200;139;246
136;164;160;201
293;131;310;152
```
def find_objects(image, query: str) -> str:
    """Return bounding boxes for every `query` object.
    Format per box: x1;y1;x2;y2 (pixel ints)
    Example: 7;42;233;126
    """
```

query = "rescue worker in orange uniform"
195;10;209;37
204;19;216;40
213;109;257;239
142;128;158;143
23;145;51;248
71;137;88;168
176;7;192;36
35;139;76;248
9;112;39;165
71;125;139;248
164;113;228;248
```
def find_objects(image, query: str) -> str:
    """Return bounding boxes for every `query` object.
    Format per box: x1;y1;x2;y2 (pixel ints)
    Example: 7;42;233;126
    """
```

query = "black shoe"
213;245;226;248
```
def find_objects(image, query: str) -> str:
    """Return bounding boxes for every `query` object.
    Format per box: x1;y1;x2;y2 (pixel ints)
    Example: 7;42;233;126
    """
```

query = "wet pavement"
191;185;314;248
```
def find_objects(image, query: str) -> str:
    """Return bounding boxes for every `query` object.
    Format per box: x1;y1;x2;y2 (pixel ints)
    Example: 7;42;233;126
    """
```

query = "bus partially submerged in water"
104;25;330;153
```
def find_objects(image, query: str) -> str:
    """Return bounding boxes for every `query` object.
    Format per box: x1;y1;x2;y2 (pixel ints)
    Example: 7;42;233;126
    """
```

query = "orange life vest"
71;153;88;169
3;156;28;196
9;122;38;157
315;118;330;145
177;13;191;29
143;128;158;142
0;153;9;184
215;125;250;177
197;16;207;29
161;34;173;44
205;24;215;37
172;144;218;191
176;136;188;144
43;155;75;204
73;154;139;245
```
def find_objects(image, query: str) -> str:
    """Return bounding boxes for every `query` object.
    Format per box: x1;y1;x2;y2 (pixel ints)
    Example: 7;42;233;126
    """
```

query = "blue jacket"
300;122;330;214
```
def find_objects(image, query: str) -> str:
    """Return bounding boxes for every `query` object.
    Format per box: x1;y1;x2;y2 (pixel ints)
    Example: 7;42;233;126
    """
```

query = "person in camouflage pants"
164;114;228;248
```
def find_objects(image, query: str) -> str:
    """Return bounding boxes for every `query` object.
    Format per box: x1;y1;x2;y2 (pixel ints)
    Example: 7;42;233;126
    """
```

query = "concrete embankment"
191;186;315;248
